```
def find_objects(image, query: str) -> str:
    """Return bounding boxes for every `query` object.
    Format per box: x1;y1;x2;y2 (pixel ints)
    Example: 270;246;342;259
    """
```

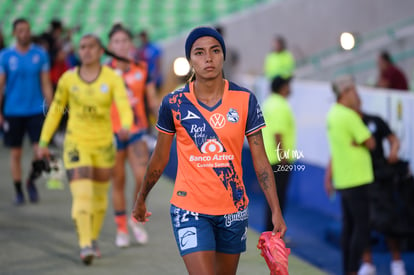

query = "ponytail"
103;47;130;63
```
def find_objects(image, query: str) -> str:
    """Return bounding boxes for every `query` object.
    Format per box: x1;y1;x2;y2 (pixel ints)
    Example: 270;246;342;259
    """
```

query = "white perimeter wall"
284;79;414;171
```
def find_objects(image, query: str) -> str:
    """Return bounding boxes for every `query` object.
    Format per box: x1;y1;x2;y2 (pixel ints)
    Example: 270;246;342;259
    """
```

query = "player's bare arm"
41;71;53;105
247;130;287;236
133;132;174;222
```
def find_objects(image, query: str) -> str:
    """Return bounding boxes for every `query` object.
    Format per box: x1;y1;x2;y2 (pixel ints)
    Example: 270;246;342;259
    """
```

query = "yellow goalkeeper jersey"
40;66;133;147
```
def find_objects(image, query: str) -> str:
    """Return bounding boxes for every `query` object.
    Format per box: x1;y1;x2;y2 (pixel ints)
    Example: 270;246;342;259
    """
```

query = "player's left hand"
272;211;287;238
118;128;130;141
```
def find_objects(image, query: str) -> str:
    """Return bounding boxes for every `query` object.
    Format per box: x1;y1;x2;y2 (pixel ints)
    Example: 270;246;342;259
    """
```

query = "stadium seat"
1;0;270;46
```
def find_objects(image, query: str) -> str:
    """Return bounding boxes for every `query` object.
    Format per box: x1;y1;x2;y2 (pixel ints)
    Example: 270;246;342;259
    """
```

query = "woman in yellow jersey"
37;34;133;265
107;24;158;247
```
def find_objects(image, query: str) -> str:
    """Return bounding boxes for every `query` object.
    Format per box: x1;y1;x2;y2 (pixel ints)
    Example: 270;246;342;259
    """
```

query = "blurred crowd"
0;19;163;94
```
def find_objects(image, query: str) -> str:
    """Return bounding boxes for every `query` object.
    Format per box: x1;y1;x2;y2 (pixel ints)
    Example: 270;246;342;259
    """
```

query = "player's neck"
16;43;30;53
79;64;102;83
115;60;129;72
193;78;225;107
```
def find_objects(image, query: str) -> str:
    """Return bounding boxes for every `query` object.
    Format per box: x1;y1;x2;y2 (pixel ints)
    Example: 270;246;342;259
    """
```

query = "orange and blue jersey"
109;60;151;134
157;80;265;215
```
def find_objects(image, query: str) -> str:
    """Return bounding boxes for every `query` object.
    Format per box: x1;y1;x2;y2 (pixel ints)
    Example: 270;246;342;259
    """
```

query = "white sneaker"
358;263;376;275
129;218;148;244
115;231;130;248
391;260;406;275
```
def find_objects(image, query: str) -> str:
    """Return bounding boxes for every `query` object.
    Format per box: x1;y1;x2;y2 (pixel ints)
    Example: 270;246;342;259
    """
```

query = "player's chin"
200;71;222;81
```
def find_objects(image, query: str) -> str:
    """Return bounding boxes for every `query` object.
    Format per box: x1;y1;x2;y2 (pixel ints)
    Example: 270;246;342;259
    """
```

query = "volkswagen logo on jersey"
201;139;224;154
209;113;226;129
227;108;239;123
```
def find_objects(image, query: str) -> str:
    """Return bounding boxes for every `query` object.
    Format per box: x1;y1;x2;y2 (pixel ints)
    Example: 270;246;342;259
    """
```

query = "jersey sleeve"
349;111;372;145
0;51;6;75
245;93;266;136
40;49;50;72
156;95;175;135
112;73;133;129
39;75;68;146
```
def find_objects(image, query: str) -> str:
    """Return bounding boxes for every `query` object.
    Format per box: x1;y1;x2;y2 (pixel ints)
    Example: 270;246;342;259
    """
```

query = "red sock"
115;214;128;234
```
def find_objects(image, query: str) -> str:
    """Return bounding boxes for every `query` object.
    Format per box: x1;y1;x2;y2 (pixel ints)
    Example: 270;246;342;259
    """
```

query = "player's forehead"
191;36;221;51
80;36;100;47
15;21;30;30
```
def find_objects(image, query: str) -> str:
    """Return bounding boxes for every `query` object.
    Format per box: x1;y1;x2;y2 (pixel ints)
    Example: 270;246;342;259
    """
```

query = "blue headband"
185;26;226;60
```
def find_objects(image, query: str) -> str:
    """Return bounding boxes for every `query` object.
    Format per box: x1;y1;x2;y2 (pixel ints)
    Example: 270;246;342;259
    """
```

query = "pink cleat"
257;231;290;275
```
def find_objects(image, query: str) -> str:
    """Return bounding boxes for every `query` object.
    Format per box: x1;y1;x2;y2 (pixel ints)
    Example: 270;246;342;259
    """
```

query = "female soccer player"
37;34;133;265
133;26;286;275
107;24;158;247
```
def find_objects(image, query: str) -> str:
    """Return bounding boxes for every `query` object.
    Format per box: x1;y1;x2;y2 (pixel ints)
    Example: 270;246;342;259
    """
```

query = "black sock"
14;181;23;195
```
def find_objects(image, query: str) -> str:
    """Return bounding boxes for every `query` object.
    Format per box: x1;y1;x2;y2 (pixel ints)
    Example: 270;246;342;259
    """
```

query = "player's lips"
204;66;215;71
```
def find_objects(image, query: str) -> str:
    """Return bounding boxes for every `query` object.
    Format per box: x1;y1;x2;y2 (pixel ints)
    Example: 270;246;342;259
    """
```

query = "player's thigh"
26;114;44;144
113;149;127;184
127;139;149;177
170;205;216;256
63;141;93;181
215;252;240;275
215;208;249;255
92;167;113;182
182;251;215;275
3;116;25;148
91;143;116;182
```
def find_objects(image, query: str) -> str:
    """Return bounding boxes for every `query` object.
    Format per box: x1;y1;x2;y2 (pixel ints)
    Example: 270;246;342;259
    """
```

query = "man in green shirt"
264;36;295;80
325;75;376;275
262;75;296;231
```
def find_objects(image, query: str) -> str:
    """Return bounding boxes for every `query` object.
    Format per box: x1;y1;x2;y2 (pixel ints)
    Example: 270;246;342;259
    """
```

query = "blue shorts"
170;205;248;257
3;114;44;148
114;131;146;151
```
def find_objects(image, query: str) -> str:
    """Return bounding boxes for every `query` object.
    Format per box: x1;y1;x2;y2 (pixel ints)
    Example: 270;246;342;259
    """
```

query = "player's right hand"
132;197;152;223
37;146;51;160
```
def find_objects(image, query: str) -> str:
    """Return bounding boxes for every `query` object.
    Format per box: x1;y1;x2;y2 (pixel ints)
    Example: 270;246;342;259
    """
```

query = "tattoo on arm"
140;169;162;200
257;169;270;191
248;131;262;146
252;136;260;146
